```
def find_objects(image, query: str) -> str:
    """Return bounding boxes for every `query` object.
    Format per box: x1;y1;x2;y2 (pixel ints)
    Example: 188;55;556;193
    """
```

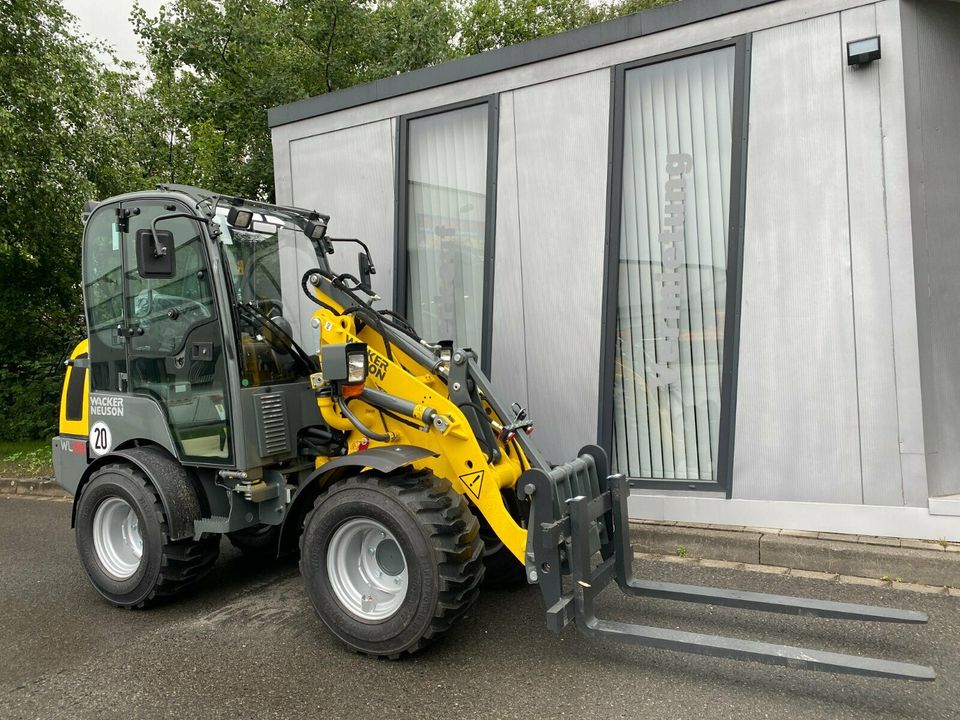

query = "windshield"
214;207;326;386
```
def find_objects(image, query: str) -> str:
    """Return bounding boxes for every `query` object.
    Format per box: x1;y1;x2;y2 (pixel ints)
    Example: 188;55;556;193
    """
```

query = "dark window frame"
597;35;752;497
394;95;500;375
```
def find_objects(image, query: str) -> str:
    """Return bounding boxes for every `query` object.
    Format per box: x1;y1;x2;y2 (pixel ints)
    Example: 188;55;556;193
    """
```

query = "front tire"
300;470;484;658
75;463;219;607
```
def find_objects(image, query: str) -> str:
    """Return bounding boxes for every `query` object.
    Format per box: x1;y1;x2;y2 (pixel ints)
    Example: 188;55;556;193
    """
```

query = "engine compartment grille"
254;392;290;457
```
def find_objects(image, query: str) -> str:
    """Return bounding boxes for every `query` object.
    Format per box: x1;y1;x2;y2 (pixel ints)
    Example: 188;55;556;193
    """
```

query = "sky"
64;0;165;65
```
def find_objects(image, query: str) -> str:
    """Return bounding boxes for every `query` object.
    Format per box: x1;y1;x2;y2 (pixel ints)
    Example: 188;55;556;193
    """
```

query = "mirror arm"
150;212;212;258
326;237;376;274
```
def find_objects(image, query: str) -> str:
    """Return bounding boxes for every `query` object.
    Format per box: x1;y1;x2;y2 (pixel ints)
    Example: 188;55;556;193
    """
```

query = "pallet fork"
522;446;935;681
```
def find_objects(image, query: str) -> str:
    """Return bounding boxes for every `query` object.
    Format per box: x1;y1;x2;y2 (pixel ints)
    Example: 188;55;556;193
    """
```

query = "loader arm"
305;271;532;563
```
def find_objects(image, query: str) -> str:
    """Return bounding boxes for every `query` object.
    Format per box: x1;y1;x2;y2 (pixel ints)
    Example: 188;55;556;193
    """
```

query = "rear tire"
227;524;281;560
75;463;219;608
299;470;483;658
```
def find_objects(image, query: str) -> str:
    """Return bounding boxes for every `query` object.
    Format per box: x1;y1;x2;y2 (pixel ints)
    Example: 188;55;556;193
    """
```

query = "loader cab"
81;188;327;470
83;194;235;463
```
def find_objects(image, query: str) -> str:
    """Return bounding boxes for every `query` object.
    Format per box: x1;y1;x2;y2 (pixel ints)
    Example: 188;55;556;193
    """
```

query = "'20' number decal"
89;422;112;457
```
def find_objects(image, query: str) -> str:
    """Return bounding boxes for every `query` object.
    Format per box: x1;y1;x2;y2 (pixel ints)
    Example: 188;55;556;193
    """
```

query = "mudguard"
277;444;437;555
72;445;202;542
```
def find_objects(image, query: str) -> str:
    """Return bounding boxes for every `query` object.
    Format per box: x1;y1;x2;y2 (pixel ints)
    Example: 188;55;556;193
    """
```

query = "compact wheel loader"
54;185;934;679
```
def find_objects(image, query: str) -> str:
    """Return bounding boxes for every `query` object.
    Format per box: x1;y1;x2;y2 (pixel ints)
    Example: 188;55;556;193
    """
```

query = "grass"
0;441;53;478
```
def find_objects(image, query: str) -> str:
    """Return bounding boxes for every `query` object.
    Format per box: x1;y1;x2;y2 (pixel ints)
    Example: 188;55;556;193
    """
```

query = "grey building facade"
270;0;960;540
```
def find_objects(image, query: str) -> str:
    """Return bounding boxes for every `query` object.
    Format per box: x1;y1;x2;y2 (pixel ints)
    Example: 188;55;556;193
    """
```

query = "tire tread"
299;469;483;658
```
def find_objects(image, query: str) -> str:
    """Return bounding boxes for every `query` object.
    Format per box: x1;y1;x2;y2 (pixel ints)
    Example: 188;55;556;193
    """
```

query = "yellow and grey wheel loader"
54;185;934;678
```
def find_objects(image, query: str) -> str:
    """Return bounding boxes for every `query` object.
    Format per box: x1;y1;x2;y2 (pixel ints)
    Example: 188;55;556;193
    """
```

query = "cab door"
82;198;233;464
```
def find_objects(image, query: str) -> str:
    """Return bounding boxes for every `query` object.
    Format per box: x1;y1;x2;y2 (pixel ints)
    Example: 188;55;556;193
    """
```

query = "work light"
436;341;453;366
320;342;369;397
226;205;254;229
347;349;368;383
304;218;328;241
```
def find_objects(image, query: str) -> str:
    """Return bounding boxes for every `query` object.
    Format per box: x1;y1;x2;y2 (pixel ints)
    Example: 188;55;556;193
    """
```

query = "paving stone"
706;524;746;532
902;538;945;552
890;581;948;595
778;529;819;539
741;562;789;575
837;575;886;588
789;568;839;581
817;532;858;543
857;535;901;548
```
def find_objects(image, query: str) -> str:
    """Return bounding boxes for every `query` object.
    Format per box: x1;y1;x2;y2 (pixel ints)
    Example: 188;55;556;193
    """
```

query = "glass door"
123;200;233;462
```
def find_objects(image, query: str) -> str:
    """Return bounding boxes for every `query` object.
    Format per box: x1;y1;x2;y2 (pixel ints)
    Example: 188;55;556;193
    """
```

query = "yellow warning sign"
459;470;484;499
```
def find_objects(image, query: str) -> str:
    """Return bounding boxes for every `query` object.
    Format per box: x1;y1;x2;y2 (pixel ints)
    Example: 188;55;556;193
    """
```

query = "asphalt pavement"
3;495;959;720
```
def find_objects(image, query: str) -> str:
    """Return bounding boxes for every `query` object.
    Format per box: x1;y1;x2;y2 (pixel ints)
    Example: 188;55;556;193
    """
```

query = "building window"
395;98;498;370
600;38;750;493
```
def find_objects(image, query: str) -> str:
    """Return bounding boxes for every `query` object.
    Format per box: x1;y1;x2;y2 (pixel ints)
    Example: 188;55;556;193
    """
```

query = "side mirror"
358;251;376;291
136;229;176;278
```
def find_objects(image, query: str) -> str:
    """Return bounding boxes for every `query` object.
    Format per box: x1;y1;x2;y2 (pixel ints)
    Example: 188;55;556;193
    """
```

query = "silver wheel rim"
92;497;143;580
327;518;408;621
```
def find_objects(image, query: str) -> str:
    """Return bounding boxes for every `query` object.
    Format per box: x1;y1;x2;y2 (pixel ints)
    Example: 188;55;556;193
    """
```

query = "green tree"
0;0;157;439
457;0;674;54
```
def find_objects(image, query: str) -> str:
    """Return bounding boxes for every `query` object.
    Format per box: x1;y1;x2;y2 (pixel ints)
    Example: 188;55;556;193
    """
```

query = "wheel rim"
92;497;143;580
327;518;408;622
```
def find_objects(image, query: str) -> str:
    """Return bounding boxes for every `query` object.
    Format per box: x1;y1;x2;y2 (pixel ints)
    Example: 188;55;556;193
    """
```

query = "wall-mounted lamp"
847;35;881;66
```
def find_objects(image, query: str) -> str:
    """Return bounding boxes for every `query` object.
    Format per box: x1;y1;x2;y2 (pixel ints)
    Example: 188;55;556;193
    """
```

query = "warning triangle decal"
459;471;484;499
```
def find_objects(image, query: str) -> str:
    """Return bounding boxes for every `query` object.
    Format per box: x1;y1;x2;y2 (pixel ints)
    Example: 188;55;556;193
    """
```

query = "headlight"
347;351;367;383
320;342;368;387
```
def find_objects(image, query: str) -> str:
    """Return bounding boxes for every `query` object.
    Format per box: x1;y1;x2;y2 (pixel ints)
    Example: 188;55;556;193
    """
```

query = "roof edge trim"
268;0;779;128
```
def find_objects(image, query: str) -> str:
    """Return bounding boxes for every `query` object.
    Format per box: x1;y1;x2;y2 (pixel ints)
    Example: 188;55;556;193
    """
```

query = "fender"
72;445;202;542
277;444;437;556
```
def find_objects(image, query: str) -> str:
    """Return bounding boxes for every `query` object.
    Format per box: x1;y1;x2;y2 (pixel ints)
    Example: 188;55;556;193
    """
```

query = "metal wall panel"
489;91;529;408
285;120;397;350
879;0;928;506
274;120;395;351
840;4;903;505
905;0;960;498
511;71;609;462
733;14;862;503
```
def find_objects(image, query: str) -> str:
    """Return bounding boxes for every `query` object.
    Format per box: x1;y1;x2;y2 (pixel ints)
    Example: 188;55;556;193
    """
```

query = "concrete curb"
631;520;960;588
0;477;69;499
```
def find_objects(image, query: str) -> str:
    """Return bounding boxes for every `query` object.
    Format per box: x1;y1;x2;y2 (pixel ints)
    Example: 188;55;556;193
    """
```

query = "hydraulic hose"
336;395;392;442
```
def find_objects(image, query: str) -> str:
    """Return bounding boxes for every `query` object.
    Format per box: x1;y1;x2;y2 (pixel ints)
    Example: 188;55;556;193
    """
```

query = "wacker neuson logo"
650;152;692;388
90;395;125;417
